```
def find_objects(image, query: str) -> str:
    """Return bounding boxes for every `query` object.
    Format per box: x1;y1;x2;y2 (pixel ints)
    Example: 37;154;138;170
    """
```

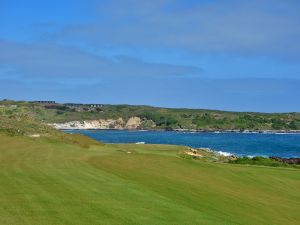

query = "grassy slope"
0;135;299;225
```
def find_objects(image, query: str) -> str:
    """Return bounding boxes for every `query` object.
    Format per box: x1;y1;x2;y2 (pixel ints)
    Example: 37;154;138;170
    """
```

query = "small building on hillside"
30;101;56;104
63;103;103;108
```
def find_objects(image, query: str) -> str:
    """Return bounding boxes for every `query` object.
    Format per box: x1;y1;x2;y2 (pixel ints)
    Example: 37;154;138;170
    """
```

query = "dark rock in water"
270;156;300;165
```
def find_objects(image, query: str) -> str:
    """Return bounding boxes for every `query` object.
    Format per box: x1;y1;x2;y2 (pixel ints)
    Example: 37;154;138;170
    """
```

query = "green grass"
0;134;299;225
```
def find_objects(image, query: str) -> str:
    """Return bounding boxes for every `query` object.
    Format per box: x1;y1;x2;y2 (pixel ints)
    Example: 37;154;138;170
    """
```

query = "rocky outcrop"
49;117;144;130
270;156;300;165
125;117;141;129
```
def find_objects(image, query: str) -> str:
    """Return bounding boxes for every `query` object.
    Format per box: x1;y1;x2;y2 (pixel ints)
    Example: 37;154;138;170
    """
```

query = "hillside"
1;100;300;131
0;106;103;148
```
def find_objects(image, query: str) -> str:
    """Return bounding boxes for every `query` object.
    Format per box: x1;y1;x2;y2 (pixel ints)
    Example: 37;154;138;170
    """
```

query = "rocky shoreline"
270;156;300;165
173;129;300;134
186;148;300;165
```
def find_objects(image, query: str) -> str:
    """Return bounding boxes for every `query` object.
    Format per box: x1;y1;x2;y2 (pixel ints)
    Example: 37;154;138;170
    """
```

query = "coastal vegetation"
1;100;300;131
0;107;103;148
229;156;300;168
180;148;300;168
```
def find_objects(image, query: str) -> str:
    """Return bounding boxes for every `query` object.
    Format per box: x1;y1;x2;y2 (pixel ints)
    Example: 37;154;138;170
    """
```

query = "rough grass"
0;113;57;136
0;135;299;225
0;113;103;149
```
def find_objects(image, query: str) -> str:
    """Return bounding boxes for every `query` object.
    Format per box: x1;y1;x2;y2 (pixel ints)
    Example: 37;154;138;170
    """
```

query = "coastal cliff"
49;117;156;130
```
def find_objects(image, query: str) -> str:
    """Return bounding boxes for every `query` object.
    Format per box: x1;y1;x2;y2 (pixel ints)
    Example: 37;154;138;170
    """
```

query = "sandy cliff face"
125;117;141;129
49;117;142;130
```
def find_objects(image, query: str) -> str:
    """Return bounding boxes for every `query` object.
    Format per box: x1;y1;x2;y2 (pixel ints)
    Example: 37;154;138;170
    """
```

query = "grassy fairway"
0;135;299;225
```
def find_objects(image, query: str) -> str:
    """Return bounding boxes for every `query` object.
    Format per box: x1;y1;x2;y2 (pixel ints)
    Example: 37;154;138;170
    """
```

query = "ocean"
65;130;300;158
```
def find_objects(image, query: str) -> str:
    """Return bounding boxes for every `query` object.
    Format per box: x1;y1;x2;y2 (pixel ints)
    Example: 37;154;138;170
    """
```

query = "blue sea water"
65;130;300;158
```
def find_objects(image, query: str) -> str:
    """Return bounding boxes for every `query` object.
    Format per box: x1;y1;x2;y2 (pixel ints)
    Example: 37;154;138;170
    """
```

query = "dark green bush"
230;156;299;168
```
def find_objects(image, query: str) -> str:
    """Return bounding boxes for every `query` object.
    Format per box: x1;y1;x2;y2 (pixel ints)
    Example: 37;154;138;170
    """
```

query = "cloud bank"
0;40;201;80
53;0;300;60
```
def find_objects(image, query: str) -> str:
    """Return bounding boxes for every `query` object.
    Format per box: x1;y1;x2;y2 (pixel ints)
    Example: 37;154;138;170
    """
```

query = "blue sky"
0;0;300;112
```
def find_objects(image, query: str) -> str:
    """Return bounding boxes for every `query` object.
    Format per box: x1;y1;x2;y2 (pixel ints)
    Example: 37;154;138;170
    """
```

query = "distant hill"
1;100;300;131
